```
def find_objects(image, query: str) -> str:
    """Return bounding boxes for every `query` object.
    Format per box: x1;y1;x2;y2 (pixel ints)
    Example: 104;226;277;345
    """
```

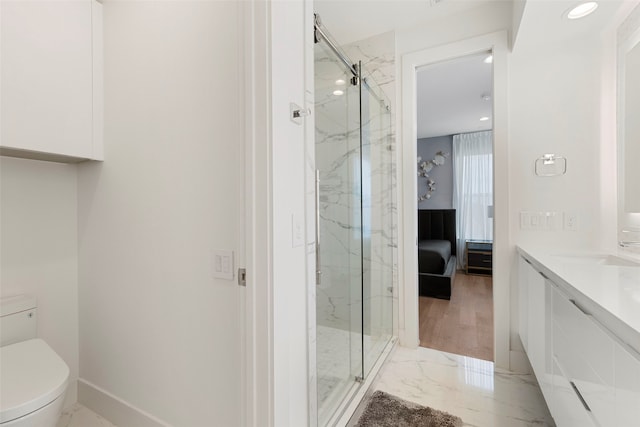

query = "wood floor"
419;273;494;361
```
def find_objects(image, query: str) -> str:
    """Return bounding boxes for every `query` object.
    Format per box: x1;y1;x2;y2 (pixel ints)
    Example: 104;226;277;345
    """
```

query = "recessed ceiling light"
567;2;598;19
480;116;490;122
335;79;346;86
484;55;493;64
333;89;344;96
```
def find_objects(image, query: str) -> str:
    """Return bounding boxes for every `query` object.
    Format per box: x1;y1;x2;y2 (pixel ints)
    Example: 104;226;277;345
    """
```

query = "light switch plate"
212;250;234;280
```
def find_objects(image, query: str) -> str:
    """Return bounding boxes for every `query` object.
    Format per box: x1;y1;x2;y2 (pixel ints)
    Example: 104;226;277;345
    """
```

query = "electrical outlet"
564;213;578;231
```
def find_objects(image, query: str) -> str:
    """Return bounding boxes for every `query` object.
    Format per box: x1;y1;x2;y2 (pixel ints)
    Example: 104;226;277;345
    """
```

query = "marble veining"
314;29;396;426
314;30;396;336
367;346;555;427
317;325;392;421
57;404;117;427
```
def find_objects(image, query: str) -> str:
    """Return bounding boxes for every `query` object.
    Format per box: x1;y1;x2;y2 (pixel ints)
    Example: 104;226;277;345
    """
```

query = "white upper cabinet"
0;0;103;162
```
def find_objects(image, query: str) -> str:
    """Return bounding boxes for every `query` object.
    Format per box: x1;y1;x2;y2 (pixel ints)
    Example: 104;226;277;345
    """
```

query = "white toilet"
0;295;70;426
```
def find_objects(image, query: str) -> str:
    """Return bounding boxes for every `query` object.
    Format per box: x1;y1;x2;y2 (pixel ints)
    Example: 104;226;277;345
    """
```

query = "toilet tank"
0;295;37;347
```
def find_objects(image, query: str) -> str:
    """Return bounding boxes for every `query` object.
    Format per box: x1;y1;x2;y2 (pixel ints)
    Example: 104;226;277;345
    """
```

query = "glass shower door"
314;41;363;426
359;67;394;377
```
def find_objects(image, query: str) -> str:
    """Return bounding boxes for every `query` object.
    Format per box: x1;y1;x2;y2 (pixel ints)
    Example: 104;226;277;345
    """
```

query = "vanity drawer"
553;321;614;425
615;342;640;427
552;286;614;384
551;357;598;427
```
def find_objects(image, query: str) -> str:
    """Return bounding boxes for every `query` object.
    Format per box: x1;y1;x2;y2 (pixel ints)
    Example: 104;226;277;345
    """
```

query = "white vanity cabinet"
518;256;530;352
615;342;640;426
551;284;613;426
518;253;640;427
0;0;103;162
518;257;553;403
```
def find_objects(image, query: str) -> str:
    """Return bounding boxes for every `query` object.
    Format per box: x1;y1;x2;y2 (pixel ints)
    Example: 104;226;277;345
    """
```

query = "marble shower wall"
314;30;397;360
314;40;362;334
346;32;396;358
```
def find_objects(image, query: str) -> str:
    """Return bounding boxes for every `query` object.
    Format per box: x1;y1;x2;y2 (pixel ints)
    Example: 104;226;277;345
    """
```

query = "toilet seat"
0;339;69;424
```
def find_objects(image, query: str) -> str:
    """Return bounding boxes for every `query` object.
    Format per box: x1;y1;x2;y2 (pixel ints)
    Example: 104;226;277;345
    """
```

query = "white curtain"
453;131;493;269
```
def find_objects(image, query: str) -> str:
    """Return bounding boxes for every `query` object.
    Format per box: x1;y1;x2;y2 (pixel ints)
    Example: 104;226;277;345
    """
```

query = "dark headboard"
418;209;457;254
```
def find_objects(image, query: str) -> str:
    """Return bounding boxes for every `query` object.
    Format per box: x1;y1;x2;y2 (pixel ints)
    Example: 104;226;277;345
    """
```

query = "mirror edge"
617;4;640;249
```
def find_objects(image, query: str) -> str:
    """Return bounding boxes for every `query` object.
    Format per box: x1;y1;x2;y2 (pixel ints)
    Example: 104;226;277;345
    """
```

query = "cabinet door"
1;0;94;158
518;257;554;407
518;256;529;351
542;280;554;409
526;265;546;377
551;357;598;427
615;342;640;427
552;285;615;426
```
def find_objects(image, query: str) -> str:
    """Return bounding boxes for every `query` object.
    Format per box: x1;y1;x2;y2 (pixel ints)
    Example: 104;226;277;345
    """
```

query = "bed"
418;209;457;299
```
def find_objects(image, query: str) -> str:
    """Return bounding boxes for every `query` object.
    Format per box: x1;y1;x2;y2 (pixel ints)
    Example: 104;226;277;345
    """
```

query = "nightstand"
465;240;493;276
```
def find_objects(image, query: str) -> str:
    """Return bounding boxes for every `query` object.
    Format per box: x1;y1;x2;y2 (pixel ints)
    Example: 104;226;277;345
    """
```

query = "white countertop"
517;245;640;353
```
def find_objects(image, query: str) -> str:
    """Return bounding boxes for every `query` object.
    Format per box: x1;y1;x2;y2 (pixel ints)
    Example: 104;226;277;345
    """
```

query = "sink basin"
554;254;640;267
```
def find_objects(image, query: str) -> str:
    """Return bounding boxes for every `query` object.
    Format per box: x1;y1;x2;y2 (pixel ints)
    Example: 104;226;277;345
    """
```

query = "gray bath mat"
355;391;463;427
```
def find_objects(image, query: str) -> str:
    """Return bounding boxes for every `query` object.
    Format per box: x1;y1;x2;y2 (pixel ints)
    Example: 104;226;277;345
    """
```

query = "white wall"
509;37;605;251
270;0;313;425
77;2;244;425
396;2;513;56
0;156;79;407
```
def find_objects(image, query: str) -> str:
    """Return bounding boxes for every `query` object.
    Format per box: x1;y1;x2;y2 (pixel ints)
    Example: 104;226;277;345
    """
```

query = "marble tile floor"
317;325;393;425
55;347;552;427
317;325;391;402
350;345;555;427
57;403;117;427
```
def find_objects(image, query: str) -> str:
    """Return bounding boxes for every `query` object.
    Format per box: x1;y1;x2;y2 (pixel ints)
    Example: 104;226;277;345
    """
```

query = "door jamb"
398;31;510;369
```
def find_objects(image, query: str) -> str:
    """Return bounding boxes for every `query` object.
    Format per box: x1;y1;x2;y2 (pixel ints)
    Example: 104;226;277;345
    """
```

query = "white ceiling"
315;0;632;140
514;0;631;49
315;0;503;140
416;52;493;139
314;0;497;45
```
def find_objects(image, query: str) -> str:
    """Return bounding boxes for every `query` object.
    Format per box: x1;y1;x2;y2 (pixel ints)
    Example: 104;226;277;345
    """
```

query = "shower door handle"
315;169;322;285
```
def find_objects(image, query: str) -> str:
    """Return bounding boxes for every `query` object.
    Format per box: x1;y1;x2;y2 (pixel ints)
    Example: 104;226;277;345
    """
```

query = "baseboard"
78;379;172;427
62;379;78;409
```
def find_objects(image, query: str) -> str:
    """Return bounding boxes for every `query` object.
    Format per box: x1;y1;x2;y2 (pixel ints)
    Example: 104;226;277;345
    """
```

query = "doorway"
415;52;494;361
399;32;510;369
